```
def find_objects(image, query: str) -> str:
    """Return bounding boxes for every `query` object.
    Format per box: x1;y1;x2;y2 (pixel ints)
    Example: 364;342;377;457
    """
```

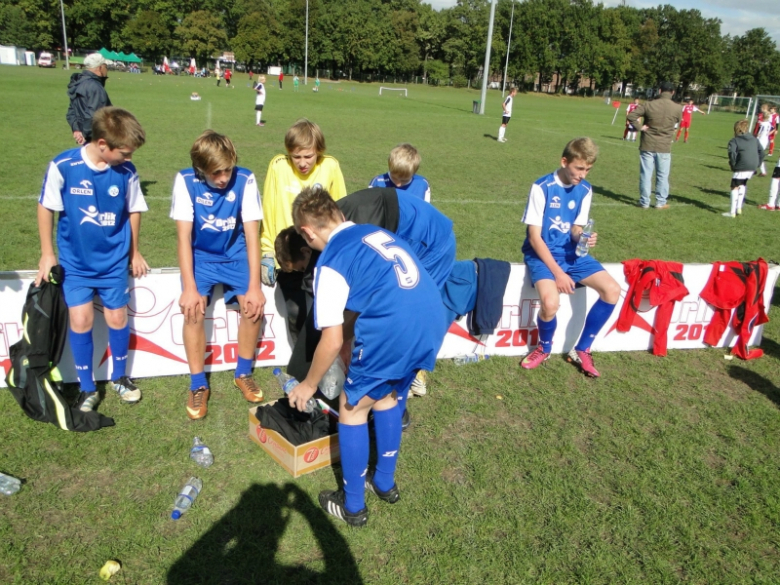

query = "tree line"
2;0;780;96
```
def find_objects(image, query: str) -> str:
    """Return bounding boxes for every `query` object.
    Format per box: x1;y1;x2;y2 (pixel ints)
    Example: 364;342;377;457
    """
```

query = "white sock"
760;162;767;175
769;178;779;206
256;111;262;124
730;188;739;215
498;127;505;140
737;186;746;211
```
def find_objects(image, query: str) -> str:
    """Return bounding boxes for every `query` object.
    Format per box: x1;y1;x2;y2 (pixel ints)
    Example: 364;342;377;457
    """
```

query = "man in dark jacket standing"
627;81;681;209
66;53;112;145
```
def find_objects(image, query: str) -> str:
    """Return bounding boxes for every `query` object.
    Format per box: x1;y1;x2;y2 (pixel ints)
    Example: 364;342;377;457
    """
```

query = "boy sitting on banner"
286;185;448;527
520;137;620;378
170;130;265;420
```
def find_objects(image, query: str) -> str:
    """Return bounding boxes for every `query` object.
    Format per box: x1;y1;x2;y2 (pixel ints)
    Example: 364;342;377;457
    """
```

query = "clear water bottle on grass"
171;477;202;520
576;219;594;257
453;354;490;366
0;472;21;495
189;437;214;468
273;368;316;413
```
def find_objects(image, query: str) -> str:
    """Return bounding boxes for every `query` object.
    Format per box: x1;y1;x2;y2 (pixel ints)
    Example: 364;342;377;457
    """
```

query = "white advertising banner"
0;263;777;387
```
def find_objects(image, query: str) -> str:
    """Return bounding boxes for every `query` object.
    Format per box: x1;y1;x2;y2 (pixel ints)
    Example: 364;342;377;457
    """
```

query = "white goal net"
379;87;407;97
707;95;753;116
748;95;780;129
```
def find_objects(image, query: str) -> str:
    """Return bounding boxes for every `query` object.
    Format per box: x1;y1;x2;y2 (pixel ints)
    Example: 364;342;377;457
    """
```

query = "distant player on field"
623;98;640;141
759;158;780;210
756;112;774;176
725;120;764;218
37;107;149;412
497;87;517;143
519;137;620;378
769;105;779;156
675;99;706;143
170;131;265;420
287;186;449;527
368;143;431;202
253;75;266;126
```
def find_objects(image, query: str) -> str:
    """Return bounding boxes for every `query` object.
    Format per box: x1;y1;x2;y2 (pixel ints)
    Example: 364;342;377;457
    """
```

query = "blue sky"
425;0;780;46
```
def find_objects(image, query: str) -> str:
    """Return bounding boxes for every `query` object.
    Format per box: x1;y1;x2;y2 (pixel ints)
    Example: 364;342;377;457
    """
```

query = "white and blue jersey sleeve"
369;173;431;202
368;173;392;189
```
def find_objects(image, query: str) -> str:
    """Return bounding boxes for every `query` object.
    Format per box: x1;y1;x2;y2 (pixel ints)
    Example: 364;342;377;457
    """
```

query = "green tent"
98;47;113;60
116;52;129;62
126;53;143;63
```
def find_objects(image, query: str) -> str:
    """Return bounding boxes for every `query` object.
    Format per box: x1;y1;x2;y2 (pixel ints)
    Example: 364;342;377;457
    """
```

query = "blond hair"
189;130;238;177
284;119;326;156
91;107;145;150
734;119;749;136
387;143;421;184
562;137;599;165
293;185;341;231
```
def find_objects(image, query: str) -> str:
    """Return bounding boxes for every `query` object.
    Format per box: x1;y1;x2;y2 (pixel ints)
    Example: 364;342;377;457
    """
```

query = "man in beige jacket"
627;82;682;209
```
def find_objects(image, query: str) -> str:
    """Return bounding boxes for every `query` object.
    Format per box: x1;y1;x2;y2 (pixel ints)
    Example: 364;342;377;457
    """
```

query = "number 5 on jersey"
363;231;420;289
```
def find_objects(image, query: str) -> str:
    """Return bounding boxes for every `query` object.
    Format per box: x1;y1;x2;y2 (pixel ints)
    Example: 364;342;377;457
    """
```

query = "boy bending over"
368;143;431;202
287;186;448;527
520;137;620;377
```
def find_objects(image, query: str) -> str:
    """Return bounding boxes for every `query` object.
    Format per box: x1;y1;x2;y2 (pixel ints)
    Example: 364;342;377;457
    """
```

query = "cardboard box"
249;403;340;478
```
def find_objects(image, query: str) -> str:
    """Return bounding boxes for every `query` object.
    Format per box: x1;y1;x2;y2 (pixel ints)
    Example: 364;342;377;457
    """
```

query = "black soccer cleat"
318;490;368;527
401;408;411;432
365;472;400;504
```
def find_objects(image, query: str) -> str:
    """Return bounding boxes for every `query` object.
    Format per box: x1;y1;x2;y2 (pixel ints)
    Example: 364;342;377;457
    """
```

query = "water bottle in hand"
172;477;202;520
575;219;594;257
189;437;214;468
0;472;21;496
273;368;316;413
453;354;490;366
318;357;345;399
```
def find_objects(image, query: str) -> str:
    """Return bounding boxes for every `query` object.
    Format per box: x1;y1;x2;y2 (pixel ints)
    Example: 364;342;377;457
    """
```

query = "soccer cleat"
318;490;368;527
736;207;743;216
112;376;141;404
520;346;550;370
410;370;427;397
567;348;600;378
498;138;508;143
401;408;411;432
722;212;736;218
234;375;264;403
187;387;210;420
78;391;102;413
365;472;400;504
758;204;776;210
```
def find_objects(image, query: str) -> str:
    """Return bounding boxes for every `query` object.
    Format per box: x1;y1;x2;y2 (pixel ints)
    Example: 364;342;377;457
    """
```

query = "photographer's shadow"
167;482;363;585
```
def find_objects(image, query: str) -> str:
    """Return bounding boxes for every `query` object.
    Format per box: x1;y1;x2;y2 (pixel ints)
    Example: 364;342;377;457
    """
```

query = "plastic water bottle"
576;219;594;257
189;437;214;468
273;368;317;413
171;477;202;520
318;357;346;400
453;354;490;366
0;472;21;496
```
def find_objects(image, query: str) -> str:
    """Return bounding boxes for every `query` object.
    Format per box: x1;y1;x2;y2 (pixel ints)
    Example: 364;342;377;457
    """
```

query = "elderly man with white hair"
66;53;113;145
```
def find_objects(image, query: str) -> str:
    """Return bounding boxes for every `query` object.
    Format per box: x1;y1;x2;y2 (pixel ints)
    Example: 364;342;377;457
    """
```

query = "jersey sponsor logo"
70;179;94;196
549;195;561;209
196;192;214;206
69;160;85;167
80;205;116;226
549;215;571;234
226;191;236;202
108;185;120;197
568;200;576;210
200;214;236;232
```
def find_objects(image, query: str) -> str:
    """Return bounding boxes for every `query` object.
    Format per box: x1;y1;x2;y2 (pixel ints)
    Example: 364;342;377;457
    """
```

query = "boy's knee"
601;278;621;304
539;296;560;319
104;308;128;329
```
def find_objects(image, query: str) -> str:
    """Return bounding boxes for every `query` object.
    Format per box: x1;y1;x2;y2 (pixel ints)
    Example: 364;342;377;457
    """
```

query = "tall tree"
122;11;173;61
175;10;228;62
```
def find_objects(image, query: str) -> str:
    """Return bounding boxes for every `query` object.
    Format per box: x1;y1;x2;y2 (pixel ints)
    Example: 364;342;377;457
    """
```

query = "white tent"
0;45;27;66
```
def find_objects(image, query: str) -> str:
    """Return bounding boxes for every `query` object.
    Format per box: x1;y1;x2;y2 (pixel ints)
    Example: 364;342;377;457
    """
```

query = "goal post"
379;87;407;97
707;94;753;116
748;95;780;130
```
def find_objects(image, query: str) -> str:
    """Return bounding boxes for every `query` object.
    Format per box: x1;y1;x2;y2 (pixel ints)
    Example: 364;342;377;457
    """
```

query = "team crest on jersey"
226;191;236;202
200;214;236;231
108;185;120;197
80;205;116;226
549;195;561;209
70;179;93;196
568;200;576;210
196;192;214;206
549;216;571;234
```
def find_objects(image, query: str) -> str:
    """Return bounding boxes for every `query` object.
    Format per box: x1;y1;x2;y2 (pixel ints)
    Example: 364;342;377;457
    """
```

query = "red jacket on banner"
700;259;769;360
617;259;689;356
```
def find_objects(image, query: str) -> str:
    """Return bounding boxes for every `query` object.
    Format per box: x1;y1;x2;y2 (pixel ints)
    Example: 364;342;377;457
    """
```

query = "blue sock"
575;299;616;351
108;325;130;380
190;372;208;391
372;404;402;492
338;422;369;513
235;356;253;378
396;383;410;416
69;329;96;392
537;316;557;353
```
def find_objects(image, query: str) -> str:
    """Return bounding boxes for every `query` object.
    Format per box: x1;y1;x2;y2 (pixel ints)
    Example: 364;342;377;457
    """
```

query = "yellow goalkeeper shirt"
260;154;347;260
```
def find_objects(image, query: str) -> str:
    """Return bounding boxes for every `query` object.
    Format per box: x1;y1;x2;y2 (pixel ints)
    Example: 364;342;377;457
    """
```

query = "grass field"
1;66;779;584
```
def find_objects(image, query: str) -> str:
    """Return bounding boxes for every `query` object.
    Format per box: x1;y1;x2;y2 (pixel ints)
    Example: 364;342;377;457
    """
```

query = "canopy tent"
125;53;142;63
116;52;129;62
98;47;120;61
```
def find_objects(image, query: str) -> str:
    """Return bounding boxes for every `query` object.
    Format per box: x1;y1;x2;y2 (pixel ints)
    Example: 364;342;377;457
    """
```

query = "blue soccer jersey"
521;170;591;260
313;222;448;380
170;167;262;263
39;147;147;286
396;191;455;288
369;173;431;202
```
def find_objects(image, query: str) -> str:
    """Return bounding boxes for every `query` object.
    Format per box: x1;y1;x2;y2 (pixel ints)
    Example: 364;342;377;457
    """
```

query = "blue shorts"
193;260;249;306
63;278;129;310
343;369;418;407
525;253;605;286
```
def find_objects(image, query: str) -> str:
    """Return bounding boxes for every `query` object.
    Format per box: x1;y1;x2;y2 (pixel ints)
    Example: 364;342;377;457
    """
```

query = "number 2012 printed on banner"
495;328;539;348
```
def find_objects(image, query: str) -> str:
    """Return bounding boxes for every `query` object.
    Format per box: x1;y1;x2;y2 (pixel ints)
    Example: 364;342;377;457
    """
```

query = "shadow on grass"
759;336;780;360
140;180;157;196
728;365;780;408
483;134;498;141
407;96;471;114
167;483;363;585
592;184;636;206
669;193;722;213
702;165;729;172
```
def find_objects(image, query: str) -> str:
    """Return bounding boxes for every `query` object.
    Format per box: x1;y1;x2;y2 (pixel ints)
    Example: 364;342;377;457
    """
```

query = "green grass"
1;66;779;584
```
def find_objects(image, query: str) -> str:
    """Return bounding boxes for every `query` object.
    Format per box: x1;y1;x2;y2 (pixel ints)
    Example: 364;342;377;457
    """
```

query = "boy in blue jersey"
368;143;432;202
287;186;448;527
170;131;266;420
37;107;149;412
520;137;620;377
